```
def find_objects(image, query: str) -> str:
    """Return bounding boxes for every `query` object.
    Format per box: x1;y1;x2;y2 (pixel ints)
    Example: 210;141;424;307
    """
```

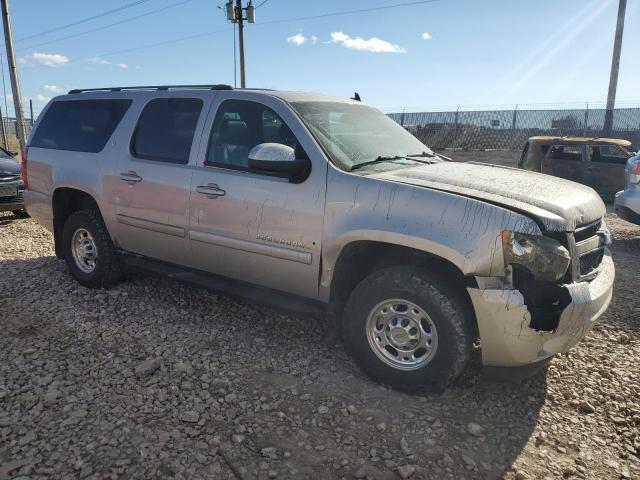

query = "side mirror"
248;143;310;183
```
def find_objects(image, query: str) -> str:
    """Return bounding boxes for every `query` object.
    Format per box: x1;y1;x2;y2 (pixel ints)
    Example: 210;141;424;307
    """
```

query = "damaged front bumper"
467;250;614;367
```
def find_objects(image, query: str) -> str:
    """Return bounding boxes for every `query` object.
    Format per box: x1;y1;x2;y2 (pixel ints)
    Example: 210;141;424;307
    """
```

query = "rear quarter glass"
30;99;132;153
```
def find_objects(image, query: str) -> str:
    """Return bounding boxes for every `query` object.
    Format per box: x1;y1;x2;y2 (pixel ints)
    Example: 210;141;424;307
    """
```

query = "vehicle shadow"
0;255;548;479
0;211;26;226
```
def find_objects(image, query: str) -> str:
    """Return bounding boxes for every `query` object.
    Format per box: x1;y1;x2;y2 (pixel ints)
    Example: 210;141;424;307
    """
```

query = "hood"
370;162;605;232
0;156;20;176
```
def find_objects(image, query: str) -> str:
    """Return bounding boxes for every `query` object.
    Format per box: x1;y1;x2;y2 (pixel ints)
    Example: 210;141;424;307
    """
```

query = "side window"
131;98;203;164
206;100;299;169
548;145;582;162
30;99;131;153
589;145;629;165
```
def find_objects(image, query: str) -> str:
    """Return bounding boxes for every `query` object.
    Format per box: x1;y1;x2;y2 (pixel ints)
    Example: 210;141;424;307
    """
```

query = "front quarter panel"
320;166;541;300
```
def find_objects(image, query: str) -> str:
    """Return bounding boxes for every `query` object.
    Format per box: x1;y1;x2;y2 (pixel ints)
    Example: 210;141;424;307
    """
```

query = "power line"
16;0;156;42
256;0;440;26
255;0;270;8
17;0;195;52
95;27;232;58
92;0;439;59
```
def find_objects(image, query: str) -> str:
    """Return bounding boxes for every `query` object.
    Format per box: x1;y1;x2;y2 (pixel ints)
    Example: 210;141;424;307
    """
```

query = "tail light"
21;145;29;189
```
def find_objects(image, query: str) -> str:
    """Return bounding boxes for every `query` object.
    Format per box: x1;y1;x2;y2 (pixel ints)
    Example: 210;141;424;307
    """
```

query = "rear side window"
131;98;203;164
30;99;131;153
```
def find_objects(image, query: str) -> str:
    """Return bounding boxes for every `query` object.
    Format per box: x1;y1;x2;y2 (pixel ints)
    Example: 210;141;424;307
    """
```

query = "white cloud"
286;33;306;46
311;35;318;45
421;32;432;40
35;94;52;103
330;31;406;53
87;57;110;65
20;52;69;67
87;57;128;69
43;84;64;93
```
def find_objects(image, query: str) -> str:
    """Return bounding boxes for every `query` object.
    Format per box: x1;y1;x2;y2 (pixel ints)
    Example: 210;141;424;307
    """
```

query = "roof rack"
68;84;233;94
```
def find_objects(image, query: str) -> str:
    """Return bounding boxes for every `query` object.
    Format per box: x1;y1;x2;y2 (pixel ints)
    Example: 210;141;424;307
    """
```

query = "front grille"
579;249;604;276
0;190;22;204
566;218;607;282
574;220;602;242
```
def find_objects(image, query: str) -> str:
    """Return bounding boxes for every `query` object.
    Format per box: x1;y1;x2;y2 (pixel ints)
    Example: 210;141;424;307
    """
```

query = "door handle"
196;183;226;198
120;171;142;183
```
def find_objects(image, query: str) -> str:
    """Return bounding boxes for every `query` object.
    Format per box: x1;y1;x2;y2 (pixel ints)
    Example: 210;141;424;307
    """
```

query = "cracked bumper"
467;250;614;367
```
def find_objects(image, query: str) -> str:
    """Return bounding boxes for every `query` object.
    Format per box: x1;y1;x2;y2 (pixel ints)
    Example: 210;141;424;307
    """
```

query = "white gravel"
0;211;638;479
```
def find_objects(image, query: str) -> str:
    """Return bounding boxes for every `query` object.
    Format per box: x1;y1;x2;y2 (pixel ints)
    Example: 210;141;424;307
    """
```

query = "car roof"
528;135;632;147
58;85;360;106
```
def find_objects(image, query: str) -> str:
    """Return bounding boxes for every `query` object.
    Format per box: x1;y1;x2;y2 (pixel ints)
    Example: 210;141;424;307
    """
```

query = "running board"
120;253;325;315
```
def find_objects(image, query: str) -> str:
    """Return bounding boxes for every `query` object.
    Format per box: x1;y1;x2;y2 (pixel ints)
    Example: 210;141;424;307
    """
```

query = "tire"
62;209;123;289
342;266;475;391
12;209;29;218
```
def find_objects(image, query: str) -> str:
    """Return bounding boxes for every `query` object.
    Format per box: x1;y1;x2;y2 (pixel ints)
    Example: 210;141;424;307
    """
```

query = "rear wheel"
342;266;474;391
62;209;123;288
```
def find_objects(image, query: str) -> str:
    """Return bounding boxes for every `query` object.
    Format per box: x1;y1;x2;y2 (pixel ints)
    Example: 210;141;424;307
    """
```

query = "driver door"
186;93;327;299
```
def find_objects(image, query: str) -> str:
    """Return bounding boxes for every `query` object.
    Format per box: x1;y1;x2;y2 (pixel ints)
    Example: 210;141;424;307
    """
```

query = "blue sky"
5;0;640;117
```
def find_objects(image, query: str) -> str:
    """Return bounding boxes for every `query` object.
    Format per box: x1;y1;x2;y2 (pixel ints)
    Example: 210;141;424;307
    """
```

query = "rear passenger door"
112;95;209;266
585;145;628;197
541;144;586;184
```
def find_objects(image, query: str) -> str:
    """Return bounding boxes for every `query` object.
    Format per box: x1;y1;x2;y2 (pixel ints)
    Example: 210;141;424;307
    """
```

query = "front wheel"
342;266;475;391
62;209;123;288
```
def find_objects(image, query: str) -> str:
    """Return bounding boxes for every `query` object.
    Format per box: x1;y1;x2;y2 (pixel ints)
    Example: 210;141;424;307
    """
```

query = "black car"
0;146;27;216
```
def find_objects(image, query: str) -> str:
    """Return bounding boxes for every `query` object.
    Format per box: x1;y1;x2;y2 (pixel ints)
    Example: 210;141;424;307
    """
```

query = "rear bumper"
614;188;640;225
23;189;53;231
468;251;614;367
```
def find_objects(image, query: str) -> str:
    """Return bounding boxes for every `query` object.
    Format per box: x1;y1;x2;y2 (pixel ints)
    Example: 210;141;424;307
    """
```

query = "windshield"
290;101;433;170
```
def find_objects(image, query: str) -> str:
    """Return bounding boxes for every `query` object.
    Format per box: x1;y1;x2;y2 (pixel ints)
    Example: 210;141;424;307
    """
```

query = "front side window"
518;142;529;167
547;145;583;162
30;99;131;153
289;101;432;170
589;145;630;165
206;100;298;169
131;98;203;164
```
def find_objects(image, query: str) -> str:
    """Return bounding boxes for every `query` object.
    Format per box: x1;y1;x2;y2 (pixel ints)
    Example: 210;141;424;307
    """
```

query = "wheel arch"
51;187;103;259
327;240;479;335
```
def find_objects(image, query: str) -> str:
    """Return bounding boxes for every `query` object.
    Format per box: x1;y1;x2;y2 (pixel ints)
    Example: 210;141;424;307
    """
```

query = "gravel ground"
1;211;639;480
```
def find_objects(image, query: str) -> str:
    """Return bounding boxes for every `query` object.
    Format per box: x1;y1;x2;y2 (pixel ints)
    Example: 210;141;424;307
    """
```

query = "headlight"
501;231;571;282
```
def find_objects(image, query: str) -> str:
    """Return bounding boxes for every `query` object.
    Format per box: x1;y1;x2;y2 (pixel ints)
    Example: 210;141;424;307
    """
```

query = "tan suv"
518;136;635;199
23;86;614;390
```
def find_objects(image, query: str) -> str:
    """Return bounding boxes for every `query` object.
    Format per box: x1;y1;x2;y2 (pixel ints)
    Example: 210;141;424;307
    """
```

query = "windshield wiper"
351;155;409;171
408;151;451;161
351;153;444;171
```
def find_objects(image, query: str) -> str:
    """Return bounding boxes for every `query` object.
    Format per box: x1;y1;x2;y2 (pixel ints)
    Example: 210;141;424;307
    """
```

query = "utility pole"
237;0;246;88
1;0;26;154
29;98;33;127
603;0;626;137
225;0;255;88
0;104;7;149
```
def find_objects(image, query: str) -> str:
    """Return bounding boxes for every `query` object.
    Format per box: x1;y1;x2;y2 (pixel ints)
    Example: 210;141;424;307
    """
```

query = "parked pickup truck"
24;86;614;390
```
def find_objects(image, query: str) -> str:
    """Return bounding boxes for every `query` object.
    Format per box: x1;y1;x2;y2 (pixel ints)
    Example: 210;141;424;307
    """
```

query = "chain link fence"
0;117;34;151
388;107;640;152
